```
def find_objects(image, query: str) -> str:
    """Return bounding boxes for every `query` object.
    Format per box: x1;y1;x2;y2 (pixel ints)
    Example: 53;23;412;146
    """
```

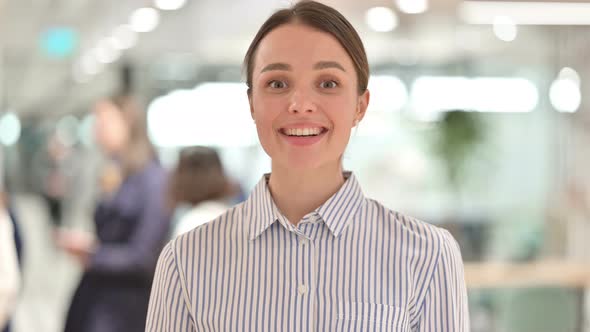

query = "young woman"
58;95;170;332
147;1;469;331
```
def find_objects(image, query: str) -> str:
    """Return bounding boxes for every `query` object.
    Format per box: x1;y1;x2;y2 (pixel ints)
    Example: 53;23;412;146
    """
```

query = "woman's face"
249;23;369;171
94;100;129;155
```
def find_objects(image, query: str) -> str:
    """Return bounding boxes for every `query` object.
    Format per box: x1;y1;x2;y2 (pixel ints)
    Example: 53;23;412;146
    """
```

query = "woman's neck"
268;162;345;226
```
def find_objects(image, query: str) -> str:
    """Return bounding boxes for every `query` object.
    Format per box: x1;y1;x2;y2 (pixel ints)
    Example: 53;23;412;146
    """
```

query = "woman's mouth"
280;127;328;137
278;127;329;146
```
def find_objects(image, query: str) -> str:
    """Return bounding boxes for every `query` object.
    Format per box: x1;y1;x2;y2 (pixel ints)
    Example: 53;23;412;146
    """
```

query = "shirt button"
299;236;308;246
298;284;308;295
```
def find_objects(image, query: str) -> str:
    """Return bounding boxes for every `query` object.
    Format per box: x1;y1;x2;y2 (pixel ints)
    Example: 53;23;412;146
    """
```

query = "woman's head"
244;1;369;95
94;98;128;154
244;1;370;171
94;95;155;173
168;146;230;209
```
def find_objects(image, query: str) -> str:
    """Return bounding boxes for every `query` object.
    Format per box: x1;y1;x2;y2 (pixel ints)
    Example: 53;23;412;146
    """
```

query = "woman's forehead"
253;23;354;72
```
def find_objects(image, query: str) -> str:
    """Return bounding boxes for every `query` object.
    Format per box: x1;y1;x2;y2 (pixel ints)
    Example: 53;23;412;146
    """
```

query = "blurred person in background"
56;94;170;332
0;198;20;330
147;1;469;330
36;133;71;230
0;192;20;331
1;150;23;332
167;146;234;238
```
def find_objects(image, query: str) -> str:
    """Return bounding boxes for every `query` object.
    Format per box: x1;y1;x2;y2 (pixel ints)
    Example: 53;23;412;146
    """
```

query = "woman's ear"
247;89;255;121
354;89;370;125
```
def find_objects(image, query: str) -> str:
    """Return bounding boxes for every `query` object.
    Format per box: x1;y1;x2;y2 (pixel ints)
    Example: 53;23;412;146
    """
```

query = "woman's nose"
288;88;317;114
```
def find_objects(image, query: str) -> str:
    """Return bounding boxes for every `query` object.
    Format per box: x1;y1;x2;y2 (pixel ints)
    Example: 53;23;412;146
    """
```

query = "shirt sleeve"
414;229;470;331
88;174;170;279
146;241;196;331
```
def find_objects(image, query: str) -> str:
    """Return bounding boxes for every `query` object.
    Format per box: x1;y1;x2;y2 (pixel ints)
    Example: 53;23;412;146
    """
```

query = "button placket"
297;232;309;298
298;283;308;295
299;235;309;246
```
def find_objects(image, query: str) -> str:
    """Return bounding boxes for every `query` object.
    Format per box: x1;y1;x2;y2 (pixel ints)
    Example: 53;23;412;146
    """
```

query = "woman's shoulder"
125;159;167;190
365;198;459;253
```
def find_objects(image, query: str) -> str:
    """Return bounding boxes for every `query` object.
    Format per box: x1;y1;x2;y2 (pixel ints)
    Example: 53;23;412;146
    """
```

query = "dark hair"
243;0;369;95
167;146;230;209
109;94;156;176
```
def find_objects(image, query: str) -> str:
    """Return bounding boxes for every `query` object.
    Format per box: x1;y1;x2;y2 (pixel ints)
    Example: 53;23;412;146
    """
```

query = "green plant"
433;110;484;190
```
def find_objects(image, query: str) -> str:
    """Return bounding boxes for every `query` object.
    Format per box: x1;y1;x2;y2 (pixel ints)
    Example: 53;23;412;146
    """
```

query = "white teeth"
285;127;322;137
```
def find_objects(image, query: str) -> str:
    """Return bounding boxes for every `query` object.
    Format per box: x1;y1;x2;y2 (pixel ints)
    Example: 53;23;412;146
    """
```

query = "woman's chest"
184;239;417;331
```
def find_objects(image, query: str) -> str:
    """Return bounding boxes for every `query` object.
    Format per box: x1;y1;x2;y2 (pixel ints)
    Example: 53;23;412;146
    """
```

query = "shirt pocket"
336;301;410;331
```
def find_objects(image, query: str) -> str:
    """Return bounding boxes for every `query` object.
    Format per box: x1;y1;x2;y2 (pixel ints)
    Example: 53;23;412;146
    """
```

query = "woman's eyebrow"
260;63;292;73
313;61;346;72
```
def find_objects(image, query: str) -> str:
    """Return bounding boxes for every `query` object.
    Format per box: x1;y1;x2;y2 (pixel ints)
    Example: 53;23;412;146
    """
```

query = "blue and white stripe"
146;172;469;331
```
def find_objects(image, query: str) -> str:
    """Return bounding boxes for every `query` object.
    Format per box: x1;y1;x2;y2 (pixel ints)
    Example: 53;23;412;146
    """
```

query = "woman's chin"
274;156;339;173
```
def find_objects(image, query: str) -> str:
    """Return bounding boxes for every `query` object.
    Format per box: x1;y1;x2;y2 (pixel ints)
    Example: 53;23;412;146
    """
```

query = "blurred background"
0;0;589;331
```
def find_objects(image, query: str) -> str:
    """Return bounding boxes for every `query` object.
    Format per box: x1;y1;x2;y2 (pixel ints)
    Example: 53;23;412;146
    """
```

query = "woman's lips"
278;127;328;146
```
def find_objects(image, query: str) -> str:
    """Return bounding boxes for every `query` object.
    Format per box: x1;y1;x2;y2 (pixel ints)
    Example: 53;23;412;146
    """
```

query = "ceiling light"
112;25;138;49
396;0;428;14
95;38;121;64
493;16;517;41
550;78;581;113
460;1;590;25
558;67;580;86
0;112;21;146
130;7;160;33
154;0;187;10
366;7;398;32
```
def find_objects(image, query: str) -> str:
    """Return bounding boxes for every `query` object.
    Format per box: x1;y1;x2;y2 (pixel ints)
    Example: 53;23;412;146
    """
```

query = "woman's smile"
278;123;329;146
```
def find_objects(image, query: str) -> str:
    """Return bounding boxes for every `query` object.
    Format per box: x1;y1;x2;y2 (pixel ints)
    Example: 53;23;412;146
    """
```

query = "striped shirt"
146;172;469;331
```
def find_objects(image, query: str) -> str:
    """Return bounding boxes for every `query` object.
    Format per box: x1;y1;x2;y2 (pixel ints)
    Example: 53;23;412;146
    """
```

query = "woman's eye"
319;80;338;89
268;80;287;89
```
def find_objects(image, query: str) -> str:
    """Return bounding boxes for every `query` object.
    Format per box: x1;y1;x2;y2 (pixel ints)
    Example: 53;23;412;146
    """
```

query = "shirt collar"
247;171;366;240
